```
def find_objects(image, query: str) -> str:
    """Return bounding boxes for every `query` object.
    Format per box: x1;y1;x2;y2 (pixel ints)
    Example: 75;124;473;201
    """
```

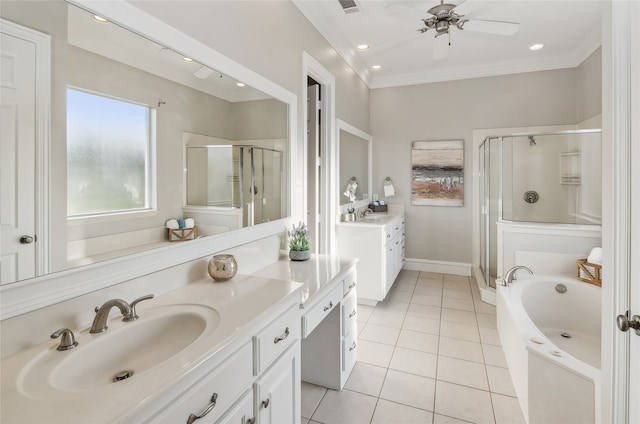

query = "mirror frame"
336;119;372;213
0;0;298;320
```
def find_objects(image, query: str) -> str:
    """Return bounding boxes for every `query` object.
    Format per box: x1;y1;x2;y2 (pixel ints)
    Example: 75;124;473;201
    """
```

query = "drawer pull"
323;301;334;312
262;398;270;409
349;341;357;351
349;310;357;318
348;282;356;289
273;327;290;344
186;392;218;424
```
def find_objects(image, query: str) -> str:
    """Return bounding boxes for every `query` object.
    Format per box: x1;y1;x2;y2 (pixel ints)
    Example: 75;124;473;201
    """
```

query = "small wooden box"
168;226;197;242
369;204;388;212
576;259;602;286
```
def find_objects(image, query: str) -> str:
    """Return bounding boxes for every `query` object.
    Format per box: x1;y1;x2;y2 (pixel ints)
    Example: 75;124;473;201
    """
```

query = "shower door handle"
616;311;640;336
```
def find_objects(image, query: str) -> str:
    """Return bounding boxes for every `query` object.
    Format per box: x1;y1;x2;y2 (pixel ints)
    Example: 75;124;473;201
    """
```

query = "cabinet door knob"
186;392;218;424
323;301;333;312
273;327;290;344
349;310;357;318
349;341;357;351
20;235;34;244
348;282;356;289
262;398;270;409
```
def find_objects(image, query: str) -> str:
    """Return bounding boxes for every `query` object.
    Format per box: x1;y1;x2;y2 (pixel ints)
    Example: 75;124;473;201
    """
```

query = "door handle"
20;235;35;244
616;311;640;336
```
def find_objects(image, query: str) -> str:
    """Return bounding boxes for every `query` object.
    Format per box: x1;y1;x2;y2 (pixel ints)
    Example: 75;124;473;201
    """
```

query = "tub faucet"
502;266;533;286
90;299;132;333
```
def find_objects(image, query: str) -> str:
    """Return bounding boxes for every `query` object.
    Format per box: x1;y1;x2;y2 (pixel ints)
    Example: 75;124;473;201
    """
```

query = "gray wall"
577;48;602;123
370;69;580;264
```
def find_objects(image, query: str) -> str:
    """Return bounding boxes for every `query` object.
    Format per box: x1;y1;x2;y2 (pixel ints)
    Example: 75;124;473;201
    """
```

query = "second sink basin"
20;304;220;394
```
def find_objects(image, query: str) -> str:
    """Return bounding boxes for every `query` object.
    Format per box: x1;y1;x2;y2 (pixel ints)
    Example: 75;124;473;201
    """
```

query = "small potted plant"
288;221;310;261
343;190;356;221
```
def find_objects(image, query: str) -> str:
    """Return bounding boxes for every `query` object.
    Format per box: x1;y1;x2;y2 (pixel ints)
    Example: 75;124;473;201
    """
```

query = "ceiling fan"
388;1;520;60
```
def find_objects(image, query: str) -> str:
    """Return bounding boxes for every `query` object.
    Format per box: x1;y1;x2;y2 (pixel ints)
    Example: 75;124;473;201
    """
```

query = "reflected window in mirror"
67;87;155;217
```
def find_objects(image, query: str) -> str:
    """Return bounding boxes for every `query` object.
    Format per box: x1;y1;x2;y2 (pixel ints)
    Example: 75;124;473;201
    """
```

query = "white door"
307;84;321;253
255;344;300;424
0;30;37;284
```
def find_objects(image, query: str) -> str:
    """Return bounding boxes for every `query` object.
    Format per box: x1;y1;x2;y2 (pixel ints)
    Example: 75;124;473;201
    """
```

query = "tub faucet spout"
502;266;533;286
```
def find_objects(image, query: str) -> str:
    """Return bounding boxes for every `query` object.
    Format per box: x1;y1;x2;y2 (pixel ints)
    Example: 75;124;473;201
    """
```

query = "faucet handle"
50;328;78;351
123;294;154;322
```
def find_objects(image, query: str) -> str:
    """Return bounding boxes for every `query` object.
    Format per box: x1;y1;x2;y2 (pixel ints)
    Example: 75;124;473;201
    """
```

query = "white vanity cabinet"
336;214;405;305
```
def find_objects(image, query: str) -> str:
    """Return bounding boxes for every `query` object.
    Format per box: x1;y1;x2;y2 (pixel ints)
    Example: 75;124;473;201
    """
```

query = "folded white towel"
166;219;179;229
587;247;603;265
384;183;395;197
184;218;195;229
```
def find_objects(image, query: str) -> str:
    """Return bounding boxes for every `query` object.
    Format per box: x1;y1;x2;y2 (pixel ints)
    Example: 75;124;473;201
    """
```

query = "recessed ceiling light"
529;43;545;51
236;82;246;87
92;15;109;23
357;44;370;51
372;65;382;70
182;57;194;62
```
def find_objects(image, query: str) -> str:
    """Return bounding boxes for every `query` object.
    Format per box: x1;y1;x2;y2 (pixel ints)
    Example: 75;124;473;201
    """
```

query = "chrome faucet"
360;208;373;218
123;294;155;322
90;299;132;333
501;266;533;286
50;328;78;351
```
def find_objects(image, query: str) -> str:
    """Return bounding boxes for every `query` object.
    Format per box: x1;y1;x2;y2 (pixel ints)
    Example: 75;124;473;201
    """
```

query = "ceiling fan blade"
460;19;520;36
433;34;449;60
450;0;482;17
385;3;430;24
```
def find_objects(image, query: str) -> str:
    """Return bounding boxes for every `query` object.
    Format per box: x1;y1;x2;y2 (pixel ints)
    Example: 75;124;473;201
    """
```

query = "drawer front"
153;343;253;424
342;330;358;373
341;270;357;297
217;389;253;424
341;290;358;337
302;284;342;338
254;303;300;375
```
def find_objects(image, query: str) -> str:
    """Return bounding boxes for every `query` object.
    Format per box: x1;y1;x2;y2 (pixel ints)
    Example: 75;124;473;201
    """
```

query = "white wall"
371;69;580;264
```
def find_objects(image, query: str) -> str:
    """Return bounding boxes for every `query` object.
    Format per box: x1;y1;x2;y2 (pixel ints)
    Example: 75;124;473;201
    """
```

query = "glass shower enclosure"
478;130;602;288
186;145;284;226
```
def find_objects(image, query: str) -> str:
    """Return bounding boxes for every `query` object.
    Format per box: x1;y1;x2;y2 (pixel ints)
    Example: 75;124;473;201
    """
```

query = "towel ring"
383;177;393;186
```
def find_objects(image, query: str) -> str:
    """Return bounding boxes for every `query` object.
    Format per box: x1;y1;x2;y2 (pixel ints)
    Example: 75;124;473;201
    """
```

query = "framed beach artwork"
411;140;464;207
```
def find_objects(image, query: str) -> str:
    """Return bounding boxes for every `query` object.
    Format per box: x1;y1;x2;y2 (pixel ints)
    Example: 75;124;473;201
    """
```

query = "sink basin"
364;214;383;221
19;304;220;394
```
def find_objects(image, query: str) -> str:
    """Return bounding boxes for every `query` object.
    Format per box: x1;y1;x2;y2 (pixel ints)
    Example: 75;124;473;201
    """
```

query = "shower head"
528;136;536;146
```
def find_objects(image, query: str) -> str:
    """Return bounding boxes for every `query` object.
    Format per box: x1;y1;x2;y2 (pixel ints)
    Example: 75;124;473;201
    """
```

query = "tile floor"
301;270;526;424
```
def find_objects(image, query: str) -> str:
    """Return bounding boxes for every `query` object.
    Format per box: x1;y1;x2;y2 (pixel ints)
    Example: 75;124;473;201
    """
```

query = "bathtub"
496;275;601;424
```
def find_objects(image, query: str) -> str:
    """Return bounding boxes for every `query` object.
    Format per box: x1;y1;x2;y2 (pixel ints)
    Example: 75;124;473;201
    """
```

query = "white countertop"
335;212;403;228
254;254;358;306
0;274;303;424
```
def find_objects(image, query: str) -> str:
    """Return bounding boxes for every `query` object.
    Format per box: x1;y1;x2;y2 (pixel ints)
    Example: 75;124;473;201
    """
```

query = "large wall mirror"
337;120;372;212
0;0;292;288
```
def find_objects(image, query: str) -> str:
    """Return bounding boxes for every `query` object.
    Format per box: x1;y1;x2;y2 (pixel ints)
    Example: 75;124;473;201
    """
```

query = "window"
67;88;154;217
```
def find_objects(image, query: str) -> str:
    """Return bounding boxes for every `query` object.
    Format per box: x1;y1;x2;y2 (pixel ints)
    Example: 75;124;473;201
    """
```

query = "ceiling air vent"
338;0;360;14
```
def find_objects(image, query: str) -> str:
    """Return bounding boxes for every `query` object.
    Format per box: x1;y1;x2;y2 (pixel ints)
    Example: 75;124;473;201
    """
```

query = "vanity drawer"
341;290;358;337
153;342;252;424
302;284;343;338
342;271;357;296
342;330;358;373
254;303;300;375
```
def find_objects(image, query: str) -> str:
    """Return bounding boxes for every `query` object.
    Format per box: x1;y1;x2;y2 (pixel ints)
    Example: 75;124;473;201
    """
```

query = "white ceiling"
293;0;603;89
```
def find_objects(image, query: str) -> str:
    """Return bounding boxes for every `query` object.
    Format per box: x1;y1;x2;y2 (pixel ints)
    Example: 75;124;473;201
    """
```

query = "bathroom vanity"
336;213;405;305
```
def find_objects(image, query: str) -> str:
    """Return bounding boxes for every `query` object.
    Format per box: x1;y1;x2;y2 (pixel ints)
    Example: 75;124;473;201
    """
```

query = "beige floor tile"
482;344;508;368
486;365;517;396
396;329;439;354
344;362;387;397
441;308;477;325
356;304;375;322
476;312;498;328
385;289;413;303
435;381;494;424
438;336;484;363
403;315;441;335
395;275;418;286
414;284;444;296
301;382;327;419
399;269;420;277
371;399;434;424
492;393;526;424
417;277;444;287
442;288;472;300
444;274;469;283
359;323;401;346
437;356;489;391
389;347;438;378
380;369;436;411
311;389;377;424
433;414;474;423
440;321;480;343
376;299;410;314
411;293;442;307
474;300;497;315
407;303;442;319
357;340;395;368
442;297;476;312
393;281;417;293
479;327;502;346
420;271;444;280
368;309;406;328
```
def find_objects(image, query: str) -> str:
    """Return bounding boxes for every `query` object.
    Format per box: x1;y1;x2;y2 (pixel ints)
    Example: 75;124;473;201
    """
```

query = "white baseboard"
403;258;471;276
